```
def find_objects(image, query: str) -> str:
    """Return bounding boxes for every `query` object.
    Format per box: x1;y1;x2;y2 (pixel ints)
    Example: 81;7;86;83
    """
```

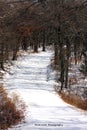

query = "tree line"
0;0;87;90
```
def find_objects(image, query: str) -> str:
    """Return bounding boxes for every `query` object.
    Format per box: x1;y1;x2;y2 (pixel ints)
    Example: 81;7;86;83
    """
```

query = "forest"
0;0;87;129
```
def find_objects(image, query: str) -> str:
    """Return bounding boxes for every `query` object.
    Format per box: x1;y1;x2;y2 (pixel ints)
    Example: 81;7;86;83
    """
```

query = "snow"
1;49;87;130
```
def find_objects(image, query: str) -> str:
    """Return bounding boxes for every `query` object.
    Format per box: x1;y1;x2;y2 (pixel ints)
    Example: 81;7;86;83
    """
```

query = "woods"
0;0;87;114
0;0;86;86
0;0;87;129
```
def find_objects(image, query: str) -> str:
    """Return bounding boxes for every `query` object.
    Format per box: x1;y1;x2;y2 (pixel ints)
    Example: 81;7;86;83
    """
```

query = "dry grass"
0;86;26;130
58;91;87;111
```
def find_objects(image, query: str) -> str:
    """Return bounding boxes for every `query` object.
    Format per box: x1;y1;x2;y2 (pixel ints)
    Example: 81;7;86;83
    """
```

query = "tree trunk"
54;44;59;65
34;44;38;52
22;36;28;51
12;40;19;61
65;59;69;88
0;44;5;70
65;38;70;88
59;43;65;90
0;62;5;71
42;30;46;51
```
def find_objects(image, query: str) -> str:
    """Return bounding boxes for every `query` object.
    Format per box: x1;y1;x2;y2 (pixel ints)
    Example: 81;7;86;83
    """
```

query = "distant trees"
38;0;87;90
0;0;39;69
0;0;87;87
0;0;12;70
42;0;76;90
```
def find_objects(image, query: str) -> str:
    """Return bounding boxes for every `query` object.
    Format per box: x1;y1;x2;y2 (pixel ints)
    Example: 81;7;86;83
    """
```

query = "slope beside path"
2;49;87;130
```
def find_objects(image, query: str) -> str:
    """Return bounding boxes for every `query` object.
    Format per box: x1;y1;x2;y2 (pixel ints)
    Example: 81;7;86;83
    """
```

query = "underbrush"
0;86;26;130
54;55;87;111
58;91;87;111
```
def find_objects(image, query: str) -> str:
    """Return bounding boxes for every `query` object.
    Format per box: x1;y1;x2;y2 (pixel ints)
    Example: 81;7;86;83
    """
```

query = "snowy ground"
1;49;87;130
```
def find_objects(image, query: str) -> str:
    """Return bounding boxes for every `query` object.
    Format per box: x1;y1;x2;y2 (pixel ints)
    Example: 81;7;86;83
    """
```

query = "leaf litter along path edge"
3;49;87;130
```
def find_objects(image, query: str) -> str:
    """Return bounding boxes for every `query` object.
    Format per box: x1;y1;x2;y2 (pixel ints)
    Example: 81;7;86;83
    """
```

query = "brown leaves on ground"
0;86;26;130
59;91;87;111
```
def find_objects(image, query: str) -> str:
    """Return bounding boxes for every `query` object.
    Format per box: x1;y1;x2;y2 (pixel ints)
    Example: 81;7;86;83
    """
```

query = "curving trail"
3;49;87;130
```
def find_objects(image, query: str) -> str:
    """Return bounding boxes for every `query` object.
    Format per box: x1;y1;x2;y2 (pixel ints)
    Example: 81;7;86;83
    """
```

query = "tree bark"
42;30;46;51
34;44;38;52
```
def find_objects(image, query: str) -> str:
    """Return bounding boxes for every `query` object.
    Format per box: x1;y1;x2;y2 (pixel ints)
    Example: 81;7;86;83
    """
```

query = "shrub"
0;86;26;130
58;91;87;111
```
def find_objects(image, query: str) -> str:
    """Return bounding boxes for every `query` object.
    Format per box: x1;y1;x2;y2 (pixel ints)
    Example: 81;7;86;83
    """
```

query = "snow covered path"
3;50;87;130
